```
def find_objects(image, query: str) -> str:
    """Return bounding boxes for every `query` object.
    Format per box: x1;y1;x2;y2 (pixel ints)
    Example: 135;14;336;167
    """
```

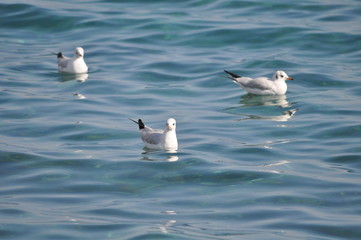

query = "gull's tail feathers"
51;52;64;58
128;118;145;130
224;70;241;79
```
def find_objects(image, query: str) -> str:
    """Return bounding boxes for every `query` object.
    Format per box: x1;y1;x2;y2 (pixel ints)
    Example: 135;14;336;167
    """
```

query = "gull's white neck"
162;129;178;150
274;80;288;95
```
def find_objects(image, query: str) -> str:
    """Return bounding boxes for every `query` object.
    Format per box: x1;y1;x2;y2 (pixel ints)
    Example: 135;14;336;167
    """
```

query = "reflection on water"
166;155;179;162
224;138;291;149
239;94;293;108
141;155;179;162
73;93;86;99
158;211;177;234
224;94;299;122
236;108;299;122
158;220;177;234
261;160;291;174
141;149;179;162
58;73;89;82
161;210;177;215
264;160;290;167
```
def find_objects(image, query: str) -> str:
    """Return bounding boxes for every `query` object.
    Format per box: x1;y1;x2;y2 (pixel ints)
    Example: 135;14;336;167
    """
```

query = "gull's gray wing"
141;128;163;145
235;77;272;91
58;57;70;69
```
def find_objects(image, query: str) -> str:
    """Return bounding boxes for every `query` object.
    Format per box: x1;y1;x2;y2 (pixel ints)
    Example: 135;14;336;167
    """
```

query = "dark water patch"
0;224;33;239
326;154;361;172
294;32;361;55
134;21;202;35
294;72;349;89
213;0;267;10
253;195;324;207
83;208;157;222
2;122;84;139
0;3;83;32
327;154;361;164
311;124;361;139
344;5;361;16
0;208;28;217
77;17;152;31
283;223;361;240
122;32;177;46
141;62;211;78
61;130;120;142
134;70;186;84
318;15;356;22
0;151;39;164
178;27;309;49
159;168;275;188
242;59;298;70
300;3;343;12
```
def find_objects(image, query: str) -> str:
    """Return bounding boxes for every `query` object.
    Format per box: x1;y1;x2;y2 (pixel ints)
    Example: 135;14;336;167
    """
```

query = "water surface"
1;0;361;239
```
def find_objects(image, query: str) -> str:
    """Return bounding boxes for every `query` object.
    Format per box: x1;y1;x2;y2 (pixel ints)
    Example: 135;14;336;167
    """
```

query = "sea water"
0;0;360;239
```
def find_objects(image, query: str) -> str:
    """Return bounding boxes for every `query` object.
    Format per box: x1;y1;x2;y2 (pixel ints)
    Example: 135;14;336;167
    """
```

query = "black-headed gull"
129;118;178;151
56;47;88;74
224;70;293;95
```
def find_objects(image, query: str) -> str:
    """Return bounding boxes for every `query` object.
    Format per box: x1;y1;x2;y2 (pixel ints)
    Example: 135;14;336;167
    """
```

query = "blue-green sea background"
1;0;361;239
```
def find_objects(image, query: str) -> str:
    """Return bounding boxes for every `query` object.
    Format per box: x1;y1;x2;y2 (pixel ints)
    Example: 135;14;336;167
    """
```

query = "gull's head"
166;118;176;131
273;70;293;81
74;47;85;58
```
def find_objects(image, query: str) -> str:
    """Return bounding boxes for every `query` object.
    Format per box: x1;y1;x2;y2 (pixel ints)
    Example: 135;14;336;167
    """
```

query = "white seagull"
224;70;293;95
129;118;178;151
56;47;88;74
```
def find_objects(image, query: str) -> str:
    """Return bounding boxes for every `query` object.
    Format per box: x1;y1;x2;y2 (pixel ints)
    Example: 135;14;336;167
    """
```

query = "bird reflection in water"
239;94;293;108
141;149;179;162
224;94;299;122
58;73;89;82
236;108;299;122
158;211;177;234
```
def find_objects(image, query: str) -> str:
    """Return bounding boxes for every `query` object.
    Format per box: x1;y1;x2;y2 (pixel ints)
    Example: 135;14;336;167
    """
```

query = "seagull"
129;118;178;151
55;47;88;74
224;70;293;95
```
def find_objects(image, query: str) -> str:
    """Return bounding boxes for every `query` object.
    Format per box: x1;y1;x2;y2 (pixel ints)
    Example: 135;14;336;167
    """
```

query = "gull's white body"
224;70;293;95
57;47;88;74
131;118;178;151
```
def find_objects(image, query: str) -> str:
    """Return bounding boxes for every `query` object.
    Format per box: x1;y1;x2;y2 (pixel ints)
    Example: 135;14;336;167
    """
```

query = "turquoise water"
1;0;361;239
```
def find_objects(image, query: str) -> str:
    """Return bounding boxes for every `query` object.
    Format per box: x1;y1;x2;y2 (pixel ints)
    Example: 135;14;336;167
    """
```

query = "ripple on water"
0;0;361;239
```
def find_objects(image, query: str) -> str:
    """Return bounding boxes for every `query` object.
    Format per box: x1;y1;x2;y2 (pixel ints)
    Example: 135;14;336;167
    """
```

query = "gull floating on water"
224;70;293;95
129;118;178;151
55;47;88;74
